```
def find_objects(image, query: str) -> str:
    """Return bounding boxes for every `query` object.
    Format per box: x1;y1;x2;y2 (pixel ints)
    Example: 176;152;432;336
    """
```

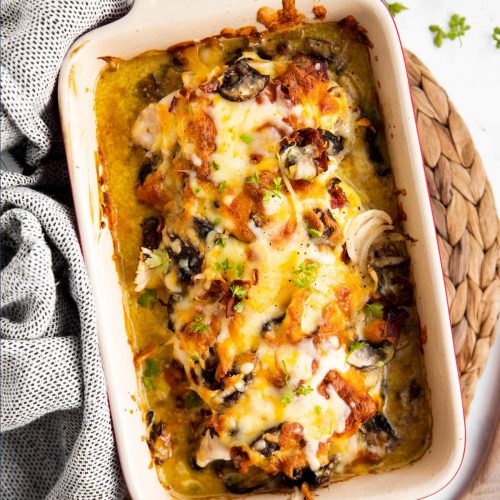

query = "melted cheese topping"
132;52;388;476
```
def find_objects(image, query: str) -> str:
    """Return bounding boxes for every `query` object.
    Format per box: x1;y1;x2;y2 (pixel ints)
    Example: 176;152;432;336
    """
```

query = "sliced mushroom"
215;462;277;494
321;129;344;156
141;216;162;250
304;37;336;62
192;217;214;239
218;60;270;102
347;340;395;370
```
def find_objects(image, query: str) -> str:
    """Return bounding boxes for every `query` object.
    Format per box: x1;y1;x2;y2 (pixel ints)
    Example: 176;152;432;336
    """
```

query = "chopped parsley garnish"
429;14;470;47
245;172;260;184
211;160;220;171
137;288;157;308
349;340;369;352
264;177;283;202
193;185;202;195
233;263;245;279
280;361;315;406
364;301;384;319
145;249;170;273
213;217;221;226
215;237;227;247
230;284;247;299
233;301;245;313
218;181;227;192
280;360;294;407
190;355;200;362
307;228;322;238
493;27;500;48
387;2;408;17
292;261;318;289
142;358;160;390
190;315;209;334
296;384;314;396
314;405;322;415
240;132;254;144
214;259;231;271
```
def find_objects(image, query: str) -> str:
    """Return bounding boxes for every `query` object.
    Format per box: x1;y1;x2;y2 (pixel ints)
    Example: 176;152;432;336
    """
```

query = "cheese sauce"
96;19;431;498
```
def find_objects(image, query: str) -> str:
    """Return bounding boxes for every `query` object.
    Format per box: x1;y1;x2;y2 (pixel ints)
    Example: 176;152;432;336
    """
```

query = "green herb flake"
264;177;283;203
184;390;203;408
233;301;245;313
193;186;202;195
233;263;245;279
307;228;322;238
364;301;384;319
190;355;200;362
280;360;294;407
213;217;221;226
292;261;318;289
218;181;227;192
296;384;314;396
215;238;227;248
240;132;254;144
230;284;247;299
137;288;157;308
190;315;209;334
245;172;260;184
493;27;500;49
349;340;369;353
214;259;231;272
387;2;408;18
145;249;170;273
211;160;220;171
142;358;160;390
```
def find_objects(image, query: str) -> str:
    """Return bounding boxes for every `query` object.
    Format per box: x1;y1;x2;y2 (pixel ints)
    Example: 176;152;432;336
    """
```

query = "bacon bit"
180;315;220;357
278;55;328;105
252;268;259;285
341;243;351;264
304;210;324;233
312;358;320;373
301;483;314;500
328;178;347;209
168;96;178;113
338;15;373;49
318;370;377;436
230;446;251;474
312;5;327;19
250;153;263;164
201;280;228;301
385;308;408;345
225;294;235;318
395;188;408;196
275;288;311;344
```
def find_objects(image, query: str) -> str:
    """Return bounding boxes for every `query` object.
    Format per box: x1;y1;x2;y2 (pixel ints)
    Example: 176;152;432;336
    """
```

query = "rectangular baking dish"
58;0;465;498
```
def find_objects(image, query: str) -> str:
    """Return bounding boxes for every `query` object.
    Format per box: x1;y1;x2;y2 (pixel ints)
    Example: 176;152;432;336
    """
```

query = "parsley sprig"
292;261;318;289
280;360;315;407
145;249;170;273
364;301;384;319
493;27;500;49
142;358;160;390
387;3;408;18
429;14;470;48
264;177;283;203
190;315;209;334
230;284;247;299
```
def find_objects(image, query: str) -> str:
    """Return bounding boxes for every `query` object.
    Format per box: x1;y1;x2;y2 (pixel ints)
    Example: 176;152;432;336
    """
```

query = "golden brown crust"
257;0;304;31
318;370;377;436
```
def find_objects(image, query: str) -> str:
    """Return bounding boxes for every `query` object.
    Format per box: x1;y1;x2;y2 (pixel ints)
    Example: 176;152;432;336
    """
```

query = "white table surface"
393;1;500;499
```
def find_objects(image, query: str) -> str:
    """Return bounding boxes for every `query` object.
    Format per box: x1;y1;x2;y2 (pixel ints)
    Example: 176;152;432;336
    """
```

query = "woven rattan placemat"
404;50;500;414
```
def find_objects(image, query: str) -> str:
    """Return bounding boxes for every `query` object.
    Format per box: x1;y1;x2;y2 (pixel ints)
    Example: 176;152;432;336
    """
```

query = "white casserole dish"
58;0;466;498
